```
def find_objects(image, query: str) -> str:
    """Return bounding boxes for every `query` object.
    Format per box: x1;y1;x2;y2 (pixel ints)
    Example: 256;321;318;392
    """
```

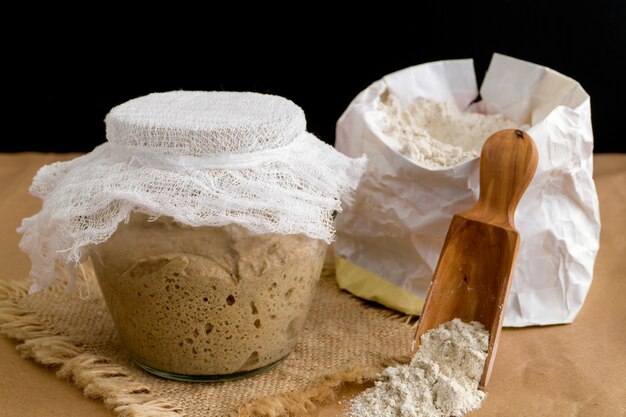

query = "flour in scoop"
379;94;518;169
349;319;489;417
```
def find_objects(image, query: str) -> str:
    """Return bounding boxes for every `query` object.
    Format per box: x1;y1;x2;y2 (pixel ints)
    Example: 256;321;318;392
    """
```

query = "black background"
7;2;625;153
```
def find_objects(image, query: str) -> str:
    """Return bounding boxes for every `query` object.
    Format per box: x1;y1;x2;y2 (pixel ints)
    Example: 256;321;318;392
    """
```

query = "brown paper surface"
1;153;624;417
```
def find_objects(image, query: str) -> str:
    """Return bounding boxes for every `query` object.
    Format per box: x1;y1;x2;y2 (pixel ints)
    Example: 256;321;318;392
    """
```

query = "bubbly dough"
91;214;326;375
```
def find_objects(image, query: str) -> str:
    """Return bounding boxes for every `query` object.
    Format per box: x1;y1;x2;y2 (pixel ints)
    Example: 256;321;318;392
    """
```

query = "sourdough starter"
91;214;326;376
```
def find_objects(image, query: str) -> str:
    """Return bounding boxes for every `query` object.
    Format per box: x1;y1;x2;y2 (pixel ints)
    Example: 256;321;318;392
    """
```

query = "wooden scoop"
412;129;538;387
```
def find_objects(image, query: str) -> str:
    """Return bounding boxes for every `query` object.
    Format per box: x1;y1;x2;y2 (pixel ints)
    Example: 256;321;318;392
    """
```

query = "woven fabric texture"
18;91;366;292
0;261;414;417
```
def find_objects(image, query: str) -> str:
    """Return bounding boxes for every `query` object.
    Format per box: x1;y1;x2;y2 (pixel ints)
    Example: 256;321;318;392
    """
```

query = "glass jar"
19;91;364;383
90;213;326;381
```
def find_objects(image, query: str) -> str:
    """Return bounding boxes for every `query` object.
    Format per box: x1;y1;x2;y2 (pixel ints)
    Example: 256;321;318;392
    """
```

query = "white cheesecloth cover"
19;91;366;292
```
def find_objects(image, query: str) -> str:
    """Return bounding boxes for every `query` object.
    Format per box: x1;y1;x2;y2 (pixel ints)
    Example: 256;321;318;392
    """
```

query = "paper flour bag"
334;53;600;327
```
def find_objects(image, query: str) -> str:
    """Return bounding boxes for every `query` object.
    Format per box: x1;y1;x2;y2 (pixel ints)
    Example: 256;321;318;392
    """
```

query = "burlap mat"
0;259;415;417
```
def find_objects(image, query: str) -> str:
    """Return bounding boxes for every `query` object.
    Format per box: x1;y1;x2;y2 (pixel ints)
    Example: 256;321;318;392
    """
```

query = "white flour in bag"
379;94;519;169
349;319;489;417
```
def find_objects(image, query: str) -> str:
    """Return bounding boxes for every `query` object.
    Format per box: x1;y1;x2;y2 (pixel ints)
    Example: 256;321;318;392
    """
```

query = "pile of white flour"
379;94;518;169
349;319;489;417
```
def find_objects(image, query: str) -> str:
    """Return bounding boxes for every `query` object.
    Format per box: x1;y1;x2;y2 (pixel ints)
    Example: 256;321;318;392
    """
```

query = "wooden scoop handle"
463;129;538;229
411;129;538;387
